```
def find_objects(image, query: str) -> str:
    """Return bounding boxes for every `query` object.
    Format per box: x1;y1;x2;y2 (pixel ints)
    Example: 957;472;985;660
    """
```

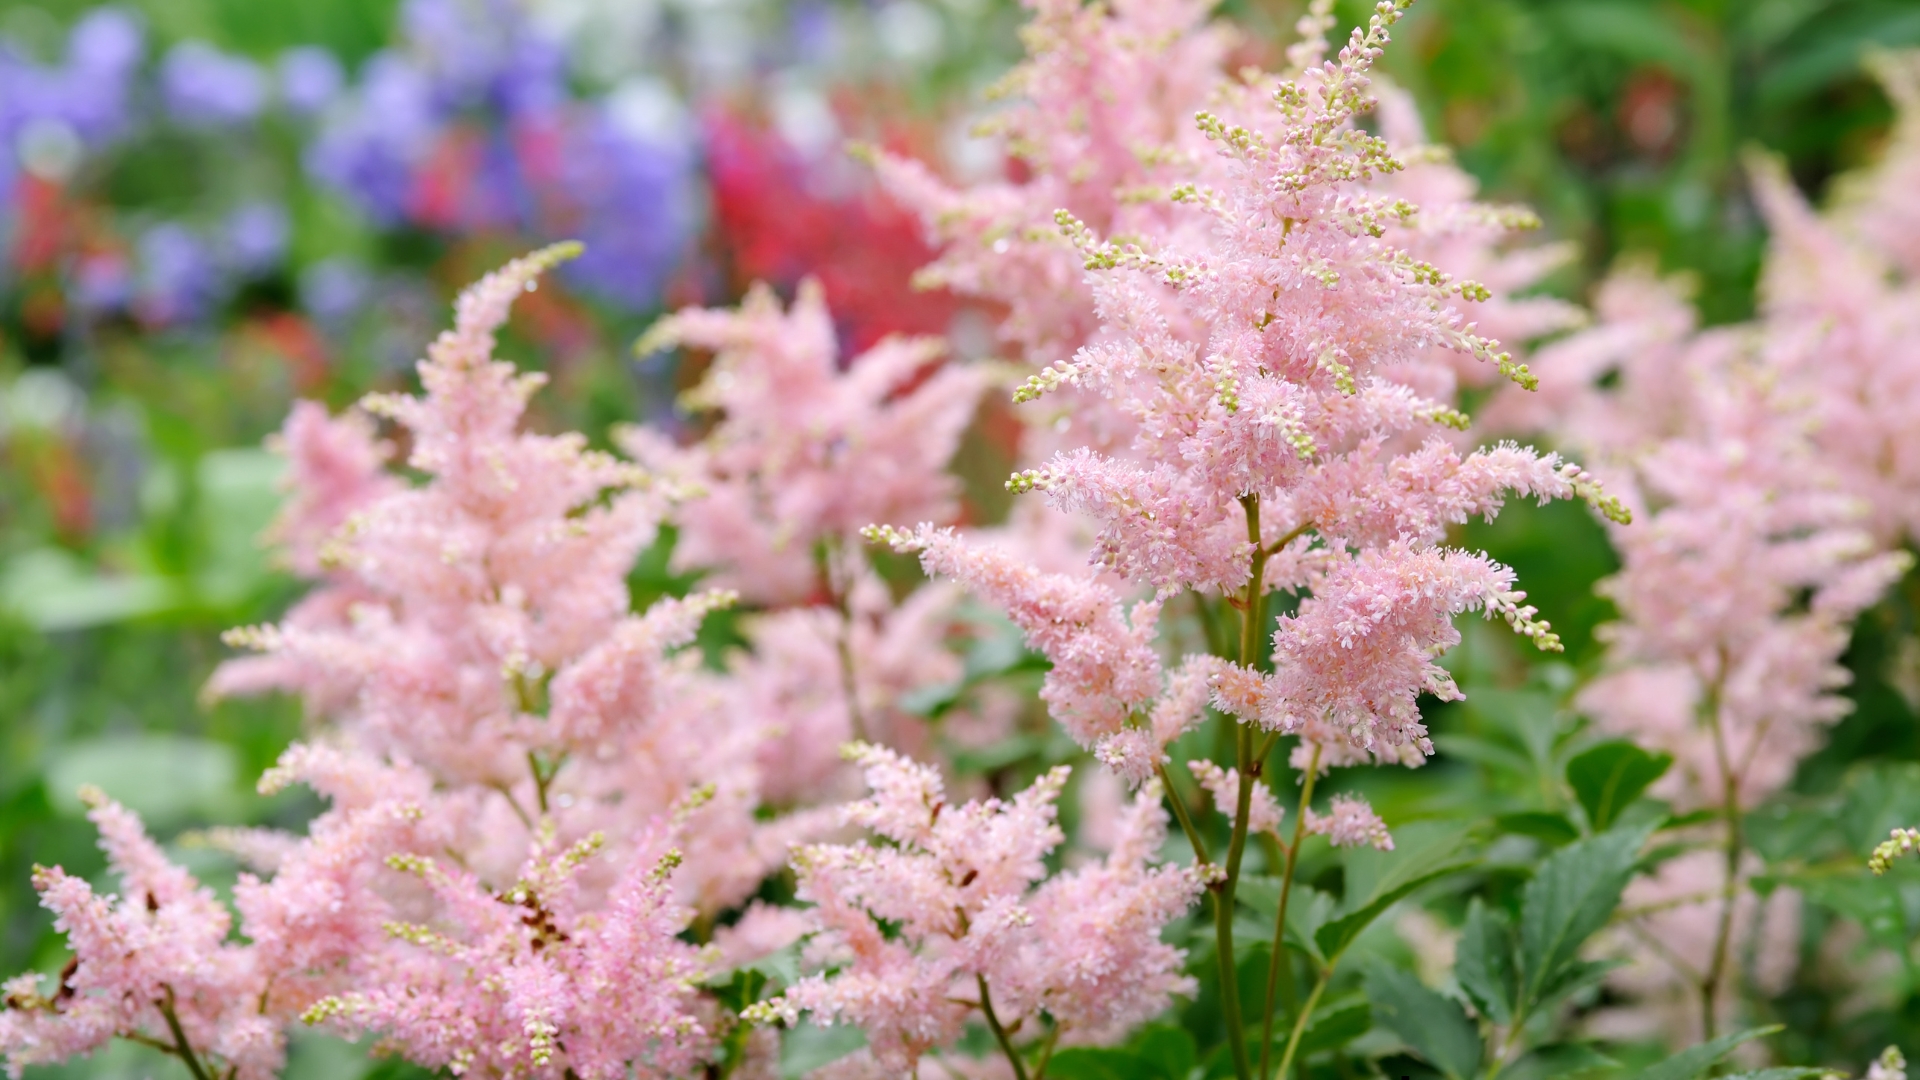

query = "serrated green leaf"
1637;1025;1783;1080
1342;821;1467;909
1315;862;1473;962
1517;825;1647;1008
1567;741;1671;832
1454;898;1515;1025
1363;964;1480;1080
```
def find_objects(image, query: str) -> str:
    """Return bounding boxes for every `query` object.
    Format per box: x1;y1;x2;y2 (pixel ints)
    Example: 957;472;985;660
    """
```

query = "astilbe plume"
872;0;1626;782
3;247;765;1080
745;745;1210;1071
628;278;985;607
1537;267;1905;1042
0;789;279;1080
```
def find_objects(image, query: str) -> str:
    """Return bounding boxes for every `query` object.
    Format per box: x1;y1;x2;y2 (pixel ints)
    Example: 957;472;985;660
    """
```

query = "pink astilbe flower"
1566;308;1906;809
871;0;1624;773
627;278;985;606
211;245;772;916
305;832;708;1080
748;745;1208;1070
1189;760;1282;835
869;523;1164;762
1302;794;1393;850
265;401;400;576
1;790;276;1080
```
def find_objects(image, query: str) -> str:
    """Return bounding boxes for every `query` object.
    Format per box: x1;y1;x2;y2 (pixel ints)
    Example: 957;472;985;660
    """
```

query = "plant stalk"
1213;493;1271;1080
1257;743;1322;1080
1699;667;1740;1043
976;974;1031;1080
157;985;215;1080
1272;968;1328;1080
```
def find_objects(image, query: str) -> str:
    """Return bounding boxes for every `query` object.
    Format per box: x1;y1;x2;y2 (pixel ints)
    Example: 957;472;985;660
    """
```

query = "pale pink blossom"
1302;794;1393;851
627;279;984;607
750;747;1207;1070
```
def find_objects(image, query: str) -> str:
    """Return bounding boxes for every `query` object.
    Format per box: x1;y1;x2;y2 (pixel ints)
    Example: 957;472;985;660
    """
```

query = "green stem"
1214;494;1272;1080
1699;667;1740;1044
976;975;1031;1080
157;985;215;1080
1258;744;1322;1080
1032;1026;1061;1080
1158;761;1213;866
1272;968;1328;1080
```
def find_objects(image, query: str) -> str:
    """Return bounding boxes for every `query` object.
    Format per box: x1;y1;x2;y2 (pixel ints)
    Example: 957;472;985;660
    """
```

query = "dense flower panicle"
0;791;277;1080
750;747;1207;1069
1744;153;1920;547
1189;761;1282;835
869;0;1621;774
870;523;1164;760
1302;794;1393;850
1211;542;1556;755
305;836;708;1080
724;576;973;806
265;401;400;576
629;279;985;606
1560;292;1908;808
57;248;758;1079
870;0;1229;367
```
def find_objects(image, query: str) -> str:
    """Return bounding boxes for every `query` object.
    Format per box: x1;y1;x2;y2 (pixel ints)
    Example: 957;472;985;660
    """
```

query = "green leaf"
778;1022;865;1080
1494;811;1580;846
1362;964;1480;1080
1566;742;1672;832
44;734;241;828
1454;898;1516;1026
1133;1026;1197;1080
1292;1001;1370;1058
1517;825;1647;1008
1045;1047;1138;1080
0;548;180;632
1636;1025;1783;1080
1315;862;1473;962
1720;1070;1840;1080
1342;821;1467;909
1493;1043;1618;1080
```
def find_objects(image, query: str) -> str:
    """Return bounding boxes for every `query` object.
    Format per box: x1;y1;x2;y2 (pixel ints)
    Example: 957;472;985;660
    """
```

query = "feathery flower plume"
745;745;1208;1071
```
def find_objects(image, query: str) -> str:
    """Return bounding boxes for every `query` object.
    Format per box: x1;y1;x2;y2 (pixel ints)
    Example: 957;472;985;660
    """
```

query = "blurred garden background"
5;0;1920;1075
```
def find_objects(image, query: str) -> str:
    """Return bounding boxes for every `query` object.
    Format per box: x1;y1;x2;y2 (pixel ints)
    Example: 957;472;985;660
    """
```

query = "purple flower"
0;8;143;151
304;52;435;224
135;223;220;325
299;258;371;325
223;202;290;276
161;42;266;128
278;46;344;115
553;109;691;309
71;252;134;315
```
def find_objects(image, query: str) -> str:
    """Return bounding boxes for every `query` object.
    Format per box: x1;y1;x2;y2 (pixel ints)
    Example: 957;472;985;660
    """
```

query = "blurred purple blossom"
135;223;219;325
223;202;290;276
298;258;371;325
0;8;144;157
278;47;344;115
161;41;266;128
71;252;134;315
305;0;692;311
